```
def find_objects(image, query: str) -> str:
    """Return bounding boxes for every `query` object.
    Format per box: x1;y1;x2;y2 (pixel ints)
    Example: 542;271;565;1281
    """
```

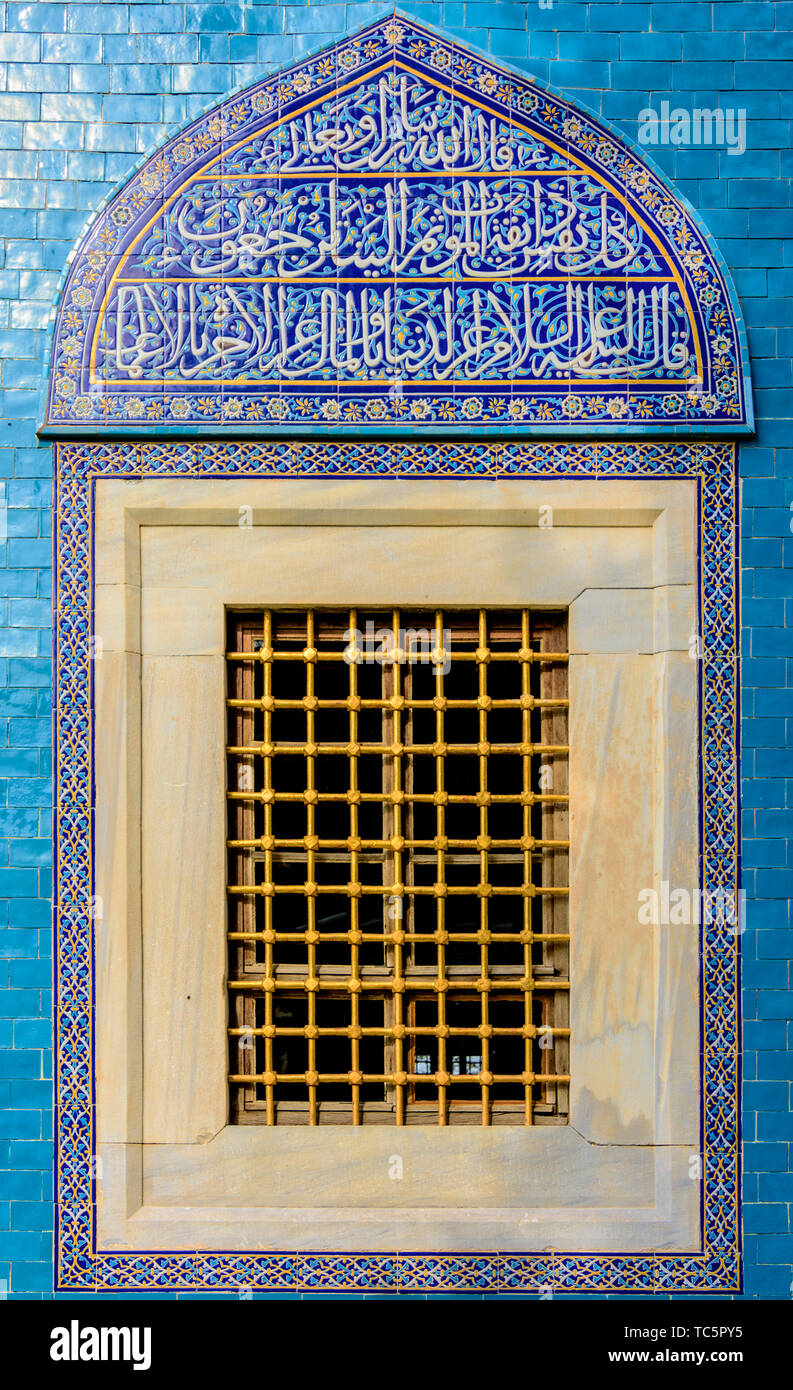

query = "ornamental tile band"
43;15;751;434
53;439;740;1294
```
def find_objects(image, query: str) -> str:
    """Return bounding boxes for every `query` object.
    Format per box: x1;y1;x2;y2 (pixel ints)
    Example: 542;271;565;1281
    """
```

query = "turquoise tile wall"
0;0;790;1299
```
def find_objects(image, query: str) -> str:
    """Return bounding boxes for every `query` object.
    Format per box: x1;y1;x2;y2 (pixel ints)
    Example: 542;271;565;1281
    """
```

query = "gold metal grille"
227;608;570;1126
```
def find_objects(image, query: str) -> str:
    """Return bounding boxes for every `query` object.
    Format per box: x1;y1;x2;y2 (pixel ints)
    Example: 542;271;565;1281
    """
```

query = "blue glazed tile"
102;35;137;64
39;92;102;121
21;120;84;150
8;837;52;865
199;33;231;61
7;62;69;92
184;3;245;32
229;35;257;62
137;33;199;64
101;94;165;124
0;1169;42;1201
108;63;171;96
0;631;39;659
246;6;286;34
171;62;233;92
41;34;100;64
8;1200;51;1231
0;35;41;63
0;123;24;151
0;1230;42;1258
66;3;127;35
592;4;650;31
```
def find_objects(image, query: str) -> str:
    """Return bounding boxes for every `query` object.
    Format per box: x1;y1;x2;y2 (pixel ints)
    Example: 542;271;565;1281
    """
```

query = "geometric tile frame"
54;438;740;1294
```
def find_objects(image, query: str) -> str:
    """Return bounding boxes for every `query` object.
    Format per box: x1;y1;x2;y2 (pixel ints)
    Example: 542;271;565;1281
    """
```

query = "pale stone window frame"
94;473;700;1255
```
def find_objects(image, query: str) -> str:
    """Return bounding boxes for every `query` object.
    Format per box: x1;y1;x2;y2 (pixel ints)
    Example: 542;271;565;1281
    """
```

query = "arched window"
49;15;746;1296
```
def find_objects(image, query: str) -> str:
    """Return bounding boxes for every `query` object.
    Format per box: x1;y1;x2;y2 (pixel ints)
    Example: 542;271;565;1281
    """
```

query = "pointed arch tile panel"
44;14;751;434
